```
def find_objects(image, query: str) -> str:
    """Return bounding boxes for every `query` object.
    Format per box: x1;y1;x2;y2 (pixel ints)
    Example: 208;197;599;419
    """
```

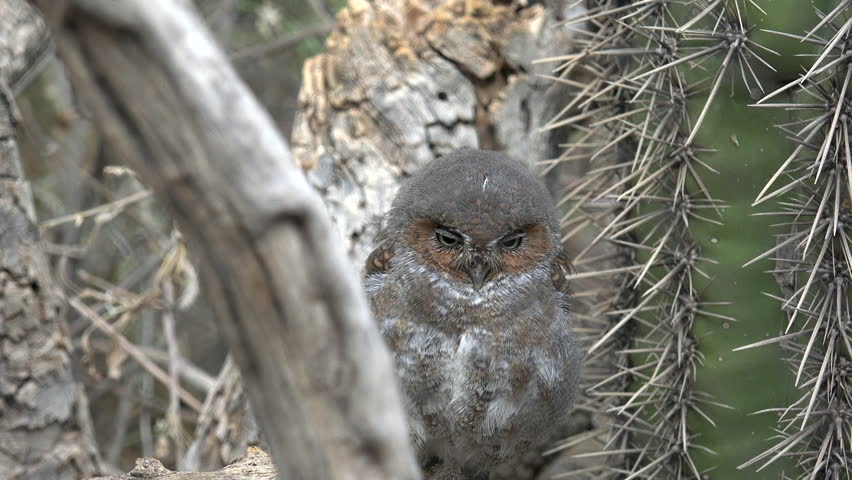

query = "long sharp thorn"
801;0;852;42
686;43;737;147
802;17;852;84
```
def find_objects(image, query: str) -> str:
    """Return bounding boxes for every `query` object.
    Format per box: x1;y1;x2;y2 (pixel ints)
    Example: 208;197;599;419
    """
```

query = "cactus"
549;0;843;478
736;3;852;478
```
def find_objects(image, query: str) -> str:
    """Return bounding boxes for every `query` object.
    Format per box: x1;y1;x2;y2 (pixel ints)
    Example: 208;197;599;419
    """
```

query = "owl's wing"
551;249;573;296
365;239;393;275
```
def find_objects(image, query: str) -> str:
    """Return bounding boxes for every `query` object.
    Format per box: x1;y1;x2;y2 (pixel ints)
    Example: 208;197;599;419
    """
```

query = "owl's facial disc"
406;218;552;291
393;150;560;291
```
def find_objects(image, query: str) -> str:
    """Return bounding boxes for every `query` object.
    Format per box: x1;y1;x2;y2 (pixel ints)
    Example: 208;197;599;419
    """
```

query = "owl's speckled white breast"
369;267;577;472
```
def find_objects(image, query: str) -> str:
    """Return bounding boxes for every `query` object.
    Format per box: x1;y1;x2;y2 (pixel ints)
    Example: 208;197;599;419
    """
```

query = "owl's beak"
466;264;489;291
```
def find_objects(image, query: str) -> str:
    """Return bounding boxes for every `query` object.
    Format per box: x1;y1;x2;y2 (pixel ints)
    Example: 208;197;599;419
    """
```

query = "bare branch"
30;0;421;478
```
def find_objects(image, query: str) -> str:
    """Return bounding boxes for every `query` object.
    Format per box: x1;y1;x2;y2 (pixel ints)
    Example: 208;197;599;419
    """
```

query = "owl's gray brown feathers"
365;149;581;479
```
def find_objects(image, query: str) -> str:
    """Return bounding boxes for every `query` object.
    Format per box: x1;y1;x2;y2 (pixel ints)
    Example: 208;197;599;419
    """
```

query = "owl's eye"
502;235;523;249
435;229;461;247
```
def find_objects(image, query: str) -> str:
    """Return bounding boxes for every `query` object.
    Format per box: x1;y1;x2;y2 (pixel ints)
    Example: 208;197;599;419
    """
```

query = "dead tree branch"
29;0;420;479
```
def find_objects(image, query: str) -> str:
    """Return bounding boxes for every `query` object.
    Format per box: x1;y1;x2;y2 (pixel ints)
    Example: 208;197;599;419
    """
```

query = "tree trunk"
0;3;101;478
0;69;100;480
29;1;420;479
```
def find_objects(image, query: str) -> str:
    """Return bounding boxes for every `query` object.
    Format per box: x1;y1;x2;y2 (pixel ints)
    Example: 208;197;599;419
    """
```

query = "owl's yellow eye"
436;229;460;247
502;235;523;249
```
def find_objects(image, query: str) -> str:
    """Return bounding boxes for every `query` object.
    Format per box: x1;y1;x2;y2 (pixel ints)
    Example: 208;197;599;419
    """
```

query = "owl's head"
385;149;560;291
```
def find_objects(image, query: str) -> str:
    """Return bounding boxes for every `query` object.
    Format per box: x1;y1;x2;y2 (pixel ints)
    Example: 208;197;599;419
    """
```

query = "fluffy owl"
364;149;582;479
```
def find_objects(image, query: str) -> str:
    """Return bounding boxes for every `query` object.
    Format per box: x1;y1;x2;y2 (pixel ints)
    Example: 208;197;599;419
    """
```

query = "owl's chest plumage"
366;261;579;477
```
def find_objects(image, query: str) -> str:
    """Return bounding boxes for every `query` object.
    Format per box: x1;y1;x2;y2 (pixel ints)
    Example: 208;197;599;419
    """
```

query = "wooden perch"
93;447;276;480
30;0;420;479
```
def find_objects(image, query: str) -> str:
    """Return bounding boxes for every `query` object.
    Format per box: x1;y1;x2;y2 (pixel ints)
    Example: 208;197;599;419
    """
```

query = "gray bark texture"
0;0;50;92
187;0;592;476
29;0;420;479
0;79;100;479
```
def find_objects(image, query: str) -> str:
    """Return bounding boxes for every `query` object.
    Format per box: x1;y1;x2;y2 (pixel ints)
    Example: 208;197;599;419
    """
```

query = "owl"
364;149;581;479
